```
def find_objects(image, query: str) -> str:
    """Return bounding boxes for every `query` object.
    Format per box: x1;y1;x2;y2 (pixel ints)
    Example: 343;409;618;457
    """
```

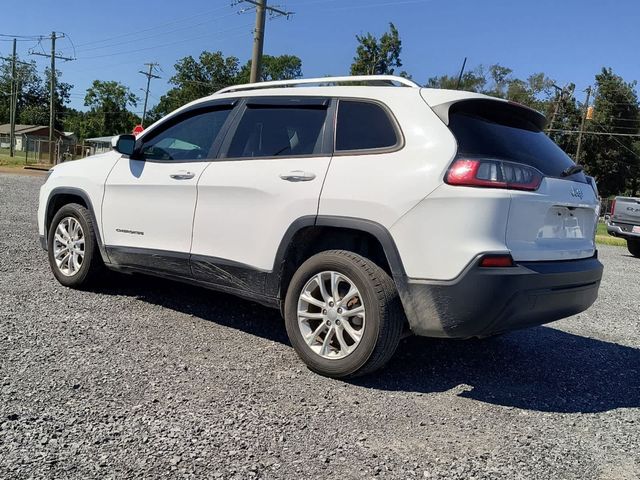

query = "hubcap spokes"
52;217;85;277
297;271;366;359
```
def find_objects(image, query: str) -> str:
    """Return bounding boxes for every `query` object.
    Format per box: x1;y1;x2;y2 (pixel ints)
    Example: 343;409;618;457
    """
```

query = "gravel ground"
1;172;639;480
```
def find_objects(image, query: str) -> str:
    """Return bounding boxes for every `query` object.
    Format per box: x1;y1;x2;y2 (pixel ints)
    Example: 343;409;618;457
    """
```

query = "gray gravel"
1;172;639;480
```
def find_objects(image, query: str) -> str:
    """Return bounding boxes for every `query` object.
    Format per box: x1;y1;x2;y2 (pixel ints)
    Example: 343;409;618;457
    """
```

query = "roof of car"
192;75;498;108
142;76;512;133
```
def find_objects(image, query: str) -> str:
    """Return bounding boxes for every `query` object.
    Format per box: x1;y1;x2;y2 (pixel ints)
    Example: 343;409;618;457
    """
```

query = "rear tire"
628;239;640;258
284;250;404;378
47;203;104;288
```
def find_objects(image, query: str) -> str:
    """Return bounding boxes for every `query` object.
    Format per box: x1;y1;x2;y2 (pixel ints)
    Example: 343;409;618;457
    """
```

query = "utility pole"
9;39;16;157
236;0;293;83
547;84;571;134
31;32;74;164
575;86;592;163
1;39;30;157
139;62;160;126
250;0;266;83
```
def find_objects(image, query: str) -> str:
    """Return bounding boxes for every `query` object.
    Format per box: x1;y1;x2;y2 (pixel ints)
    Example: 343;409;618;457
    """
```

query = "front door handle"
170;171;196;180
279;170;316;182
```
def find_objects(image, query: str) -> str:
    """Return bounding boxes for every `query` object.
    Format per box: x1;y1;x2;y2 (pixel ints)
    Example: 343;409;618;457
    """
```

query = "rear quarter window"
335;100;400;152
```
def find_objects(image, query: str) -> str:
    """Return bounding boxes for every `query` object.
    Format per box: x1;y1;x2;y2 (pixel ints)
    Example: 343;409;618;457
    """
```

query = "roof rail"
216;75;420;94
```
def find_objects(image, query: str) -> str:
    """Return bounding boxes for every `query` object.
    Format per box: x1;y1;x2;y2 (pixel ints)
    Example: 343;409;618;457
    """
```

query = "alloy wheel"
297;271;366;359
52;216;85;277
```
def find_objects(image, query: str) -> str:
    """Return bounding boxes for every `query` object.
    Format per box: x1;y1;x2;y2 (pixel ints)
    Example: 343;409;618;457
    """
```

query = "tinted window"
336;100;399;151
226;106;327;158
448;100;587;183
139;107;232;161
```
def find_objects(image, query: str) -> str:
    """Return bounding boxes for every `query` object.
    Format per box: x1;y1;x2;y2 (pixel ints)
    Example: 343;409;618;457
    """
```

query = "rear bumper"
607;221;640;240
397;255;603;338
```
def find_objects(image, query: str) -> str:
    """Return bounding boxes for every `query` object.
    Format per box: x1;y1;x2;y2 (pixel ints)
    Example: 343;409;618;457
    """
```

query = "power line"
590;119;640;161
75;11;239;54
75;23;252;60
0;33;44;40
549;128;640;138
74;5;231;48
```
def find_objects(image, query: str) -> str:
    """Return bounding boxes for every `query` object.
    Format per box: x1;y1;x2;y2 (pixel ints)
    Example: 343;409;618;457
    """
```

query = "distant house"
0;124;69;151
85;136;114;155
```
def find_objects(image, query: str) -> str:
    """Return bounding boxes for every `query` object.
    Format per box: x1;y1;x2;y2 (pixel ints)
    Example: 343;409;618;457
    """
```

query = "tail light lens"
610;199;616;215
446;158;543;191
479;254;514;268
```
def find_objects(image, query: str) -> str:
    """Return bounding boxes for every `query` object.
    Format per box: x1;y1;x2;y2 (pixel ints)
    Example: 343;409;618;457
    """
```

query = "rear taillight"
446;158;543;191
479;254;514;268
610;199;616;215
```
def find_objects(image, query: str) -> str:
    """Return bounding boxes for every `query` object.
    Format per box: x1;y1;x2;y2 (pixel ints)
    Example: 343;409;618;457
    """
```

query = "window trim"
332;97;405;156
132;99;240;163
217;96;335;161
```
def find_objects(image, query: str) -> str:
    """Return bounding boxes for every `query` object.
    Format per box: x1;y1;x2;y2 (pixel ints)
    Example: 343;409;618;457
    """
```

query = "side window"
226;105;327;158
335;100;399;152
139;107;232;161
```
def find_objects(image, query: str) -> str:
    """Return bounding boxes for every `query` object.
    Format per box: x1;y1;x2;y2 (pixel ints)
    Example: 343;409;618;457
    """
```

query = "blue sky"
2;0;638;112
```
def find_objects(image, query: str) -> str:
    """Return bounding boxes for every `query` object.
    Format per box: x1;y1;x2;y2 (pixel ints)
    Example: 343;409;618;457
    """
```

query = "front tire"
47;203;104;288
284;250;404;378
628;239;640;257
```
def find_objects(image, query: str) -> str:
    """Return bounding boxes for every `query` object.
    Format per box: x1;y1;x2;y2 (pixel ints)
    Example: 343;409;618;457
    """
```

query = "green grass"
0;152;27;167
0;148;53;168
596;221;626;247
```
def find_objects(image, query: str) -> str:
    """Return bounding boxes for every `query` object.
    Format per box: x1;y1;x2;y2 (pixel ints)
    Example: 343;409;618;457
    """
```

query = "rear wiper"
561;164;584;177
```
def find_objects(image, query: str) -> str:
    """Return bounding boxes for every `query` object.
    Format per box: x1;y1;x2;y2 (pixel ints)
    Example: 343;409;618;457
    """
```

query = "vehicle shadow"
357;328;640;414
92;272;289;344
93;272;639;414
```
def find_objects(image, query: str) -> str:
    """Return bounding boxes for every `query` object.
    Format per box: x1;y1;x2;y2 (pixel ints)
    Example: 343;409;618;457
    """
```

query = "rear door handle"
170;171;196;180
279;170;316;182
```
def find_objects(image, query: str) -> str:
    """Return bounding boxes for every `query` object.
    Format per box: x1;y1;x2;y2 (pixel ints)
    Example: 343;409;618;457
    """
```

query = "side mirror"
111;134;136;156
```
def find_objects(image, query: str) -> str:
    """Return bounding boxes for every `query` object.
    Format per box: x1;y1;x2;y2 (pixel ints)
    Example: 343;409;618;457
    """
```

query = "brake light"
480;254;514;268
446;158;542;191
610;199;616;215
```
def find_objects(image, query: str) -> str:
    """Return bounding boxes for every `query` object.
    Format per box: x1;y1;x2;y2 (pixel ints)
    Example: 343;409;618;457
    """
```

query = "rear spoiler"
427;97;547;131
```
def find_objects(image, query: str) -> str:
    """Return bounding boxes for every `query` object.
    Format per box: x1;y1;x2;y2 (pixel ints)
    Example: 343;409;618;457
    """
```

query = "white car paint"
191;156;331;271
38;75;599;286
101;157;209;253
37;151;120;240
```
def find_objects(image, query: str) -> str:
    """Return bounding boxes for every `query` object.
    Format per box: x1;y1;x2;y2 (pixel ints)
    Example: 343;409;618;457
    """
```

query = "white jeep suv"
38;75;603;378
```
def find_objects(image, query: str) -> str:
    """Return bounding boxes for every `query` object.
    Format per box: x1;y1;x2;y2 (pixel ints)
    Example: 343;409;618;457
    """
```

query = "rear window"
448;99;587;183
336;100;399;151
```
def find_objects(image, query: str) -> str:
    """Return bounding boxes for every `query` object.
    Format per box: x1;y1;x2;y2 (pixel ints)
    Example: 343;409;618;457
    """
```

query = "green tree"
238;54;302;83
350;23;402;75
84;80;139;137
62;108;89;140
425;65;487;92
484;64;513;98
149;51;241;121
581;68;640;196
148;51;304;122
0;59;71;130
542;84;582;157
19;68;72;129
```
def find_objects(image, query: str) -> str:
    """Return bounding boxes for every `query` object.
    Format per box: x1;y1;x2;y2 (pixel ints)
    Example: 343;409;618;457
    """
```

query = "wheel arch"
271;215;406;302
45;187;109;263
